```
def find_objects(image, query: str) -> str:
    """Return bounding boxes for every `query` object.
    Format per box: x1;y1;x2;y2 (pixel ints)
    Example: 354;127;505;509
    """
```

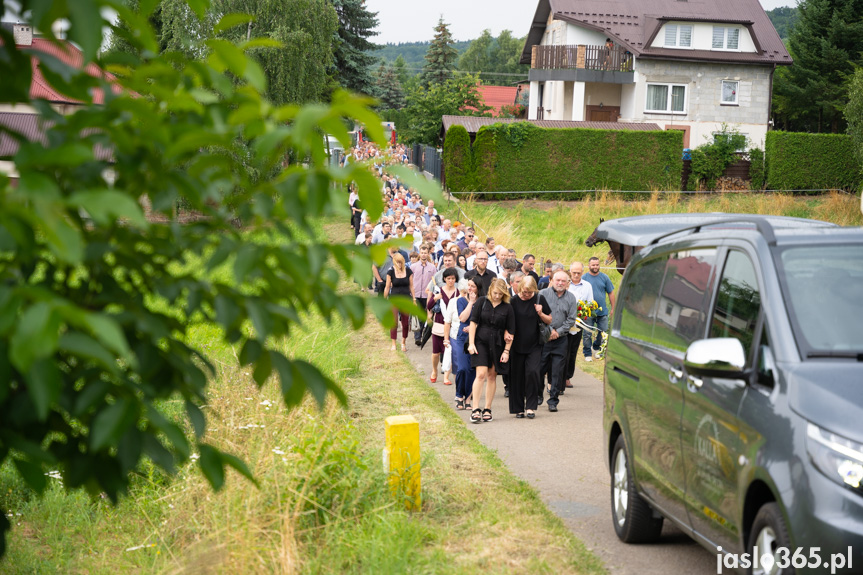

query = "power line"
393;67;529;78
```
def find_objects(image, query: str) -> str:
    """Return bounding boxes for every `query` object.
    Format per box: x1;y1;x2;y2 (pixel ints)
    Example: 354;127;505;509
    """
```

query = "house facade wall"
625;59;772;148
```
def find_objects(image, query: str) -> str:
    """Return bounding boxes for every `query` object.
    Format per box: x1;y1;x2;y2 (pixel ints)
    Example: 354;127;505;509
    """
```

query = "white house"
520;0;791;149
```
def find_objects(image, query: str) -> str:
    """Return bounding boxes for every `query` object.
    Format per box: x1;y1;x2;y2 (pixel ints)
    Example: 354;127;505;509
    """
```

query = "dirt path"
398;337;717;574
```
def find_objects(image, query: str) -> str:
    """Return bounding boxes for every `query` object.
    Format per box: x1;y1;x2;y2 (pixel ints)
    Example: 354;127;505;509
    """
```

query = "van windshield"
779;245;863;357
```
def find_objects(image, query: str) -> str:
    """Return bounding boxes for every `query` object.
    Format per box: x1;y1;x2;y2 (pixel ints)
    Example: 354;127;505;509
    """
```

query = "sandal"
482;408;493;422
470;409;483;424
465;402;472;410
456;398;465;410
430;375;437;383
401;342;407;351
443;379;452;385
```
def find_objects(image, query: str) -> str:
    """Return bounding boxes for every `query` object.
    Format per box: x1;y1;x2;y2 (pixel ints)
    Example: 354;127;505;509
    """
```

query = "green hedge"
455;122;683;198
443;125;475;192
765;131;861;191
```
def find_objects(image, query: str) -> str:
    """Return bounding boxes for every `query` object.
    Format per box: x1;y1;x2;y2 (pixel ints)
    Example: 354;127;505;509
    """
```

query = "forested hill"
370;41;471;68
766;6;799;39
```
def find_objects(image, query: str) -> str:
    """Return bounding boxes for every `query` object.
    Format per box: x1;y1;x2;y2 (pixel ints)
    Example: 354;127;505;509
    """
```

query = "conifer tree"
331;0;380;96
773;0;863;132
375;62;405;110
421;17;458;86
393;54;410;86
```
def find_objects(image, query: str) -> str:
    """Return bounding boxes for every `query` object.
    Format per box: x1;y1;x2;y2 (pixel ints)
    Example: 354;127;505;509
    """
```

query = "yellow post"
384;415;421;511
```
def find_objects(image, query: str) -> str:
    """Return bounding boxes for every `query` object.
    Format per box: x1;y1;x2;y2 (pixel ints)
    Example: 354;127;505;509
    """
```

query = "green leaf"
198;444;225;491
245;299;273;340
25;359;61;422
68;190;149;229
186;0;211;20
350;165;384;222
386;165;444;204
83;313;133;365
58;332;119;374
214;13;254;34
146;407;190;459
271;352;302;406
292;360;327;409
67;0;103;62
186;401;206;439
244;58;266;93
10;303;61;373
207;39;247;78
90;399;136;451
239;339;263;366
13;459;47;494
253;351;273;386
220;452;258;487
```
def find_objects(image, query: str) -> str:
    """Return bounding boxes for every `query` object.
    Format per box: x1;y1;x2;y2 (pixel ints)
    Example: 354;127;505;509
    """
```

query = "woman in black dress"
467;278;515;424
509;276;552;419
384;253;415;351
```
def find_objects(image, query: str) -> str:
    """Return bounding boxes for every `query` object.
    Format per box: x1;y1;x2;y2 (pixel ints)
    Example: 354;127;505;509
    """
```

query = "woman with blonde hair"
509;276;551;419
384;252;415;351
467;277;515;423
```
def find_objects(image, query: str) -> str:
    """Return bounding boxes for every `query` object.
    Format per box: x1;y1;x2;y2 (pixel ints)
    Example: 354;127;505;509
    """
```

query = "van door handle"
668;367;683;382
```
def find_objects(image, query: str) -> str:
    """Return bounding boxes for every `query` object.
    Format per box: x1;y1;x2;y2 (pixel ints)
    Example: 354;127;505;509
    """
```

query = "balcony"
529;44;634;84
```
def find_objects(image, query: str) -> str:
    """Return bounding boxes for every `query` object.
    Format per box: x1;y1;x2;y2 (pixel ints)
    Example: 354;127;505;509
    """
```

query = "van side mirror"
684;338;747;378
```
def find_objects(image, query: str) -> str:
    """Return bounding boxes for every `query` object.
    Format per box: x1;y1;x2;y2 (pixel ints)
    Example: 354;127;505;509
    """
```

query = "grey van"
599;214;863;574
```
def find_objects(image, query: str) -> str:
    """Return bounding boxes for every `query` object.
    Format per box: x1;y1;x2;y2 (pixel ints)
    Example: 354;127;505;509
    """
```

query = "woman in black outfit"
509;276;552;419
467;278;515;424
384;253;415;351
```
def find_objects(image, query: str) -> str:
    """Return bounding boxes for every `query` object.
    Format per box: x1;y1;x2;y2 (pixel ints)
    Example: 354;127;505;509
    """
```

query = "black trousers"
564;329;583;380
541;335;568;408
413;297;427;341
509;345;543;413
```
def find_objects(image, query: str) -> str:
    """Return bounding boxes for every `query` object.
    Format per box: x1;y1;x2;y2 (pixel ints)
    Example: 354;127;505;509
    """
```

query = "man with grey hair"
538;270;578;412
508;270;524;296
564;261;595;388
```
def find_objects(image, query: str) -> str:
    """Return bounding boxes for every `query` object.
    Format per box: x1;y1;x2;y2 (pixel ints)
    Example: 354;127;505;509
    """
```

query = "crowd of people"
345;141;616;424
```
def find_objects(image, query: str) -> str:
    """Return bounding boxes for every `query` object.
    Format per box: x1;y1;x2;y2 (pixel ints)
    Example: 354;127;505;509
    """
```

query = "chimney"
13;23;32;46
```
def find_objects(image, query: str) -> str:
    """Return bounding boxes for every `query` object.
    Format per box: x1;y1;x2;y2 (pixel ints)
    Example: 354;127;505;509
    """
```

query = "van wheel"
748;502;794;575
610;434;664;543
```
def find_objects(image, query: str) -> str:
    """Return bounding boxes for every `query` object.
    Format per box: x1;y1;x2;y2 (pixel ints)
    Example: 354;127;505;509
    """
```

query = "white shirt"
568;280;595;334
466;254;476;271
443;296;461;339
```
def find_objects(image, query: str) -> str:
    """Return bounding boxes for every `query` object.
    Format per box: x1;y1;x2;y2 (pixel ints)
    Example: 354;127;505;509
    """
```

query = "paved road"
401;340;717;574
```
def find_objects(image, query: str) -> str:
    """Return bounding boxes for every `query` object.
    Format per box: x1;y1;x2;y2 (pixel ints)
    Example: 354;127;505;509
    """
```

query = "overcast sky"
365;0;797;45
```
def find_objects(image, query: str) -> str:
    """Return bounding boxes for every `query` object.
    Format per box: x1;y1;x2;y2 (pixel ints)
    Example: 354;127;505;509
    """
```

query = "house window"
721;80;739;105
646;83;687;113
665;302;675;315
664;24;692;48
713;132;748;152
712;26;740;50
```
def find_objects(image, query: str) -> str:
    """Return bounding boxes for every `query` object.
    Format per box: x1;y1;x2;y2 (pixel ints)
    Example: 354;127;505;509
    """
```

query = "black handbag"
539;320;552;344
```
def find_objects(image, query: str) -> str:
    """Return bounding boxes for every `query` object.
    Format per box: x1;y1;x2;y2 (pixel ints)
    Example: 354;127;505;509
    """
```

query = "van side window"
619;255;669;344
654;249;717;351
710;250;761;361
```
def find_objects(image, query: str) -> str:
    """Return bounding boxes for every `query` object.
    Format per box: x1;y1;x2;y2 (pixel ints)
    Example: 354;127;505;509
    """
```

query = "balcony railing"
531;44;634;72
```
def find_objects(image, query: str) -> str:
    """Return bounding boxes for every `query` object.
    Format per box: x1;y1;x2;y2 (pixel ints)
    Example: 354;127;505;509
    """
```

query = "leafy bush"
443;125;474;192
765;131;861;191
467;123;682;197
689;127;744;191
749;147;766;190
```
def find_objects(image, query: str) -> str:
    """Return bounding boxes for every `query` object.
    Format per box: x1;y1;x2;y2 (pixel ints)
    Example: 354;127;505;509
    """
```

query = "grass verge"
0;221;604;575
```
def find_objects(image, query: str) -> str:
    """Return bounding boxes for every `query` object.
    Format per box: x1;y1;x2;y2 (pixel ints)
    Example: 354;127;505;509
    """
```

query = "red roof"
475;86;519;117
25;38;122;105
463;86;520;117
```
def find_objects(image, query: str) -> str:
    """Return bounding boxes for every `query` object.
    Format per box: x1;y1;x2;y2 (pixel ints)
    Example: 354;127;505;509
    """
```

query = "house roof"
26;37;123;105
0;111;113;160
441;115;661;137
520;0;791;67
474;86;519;116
